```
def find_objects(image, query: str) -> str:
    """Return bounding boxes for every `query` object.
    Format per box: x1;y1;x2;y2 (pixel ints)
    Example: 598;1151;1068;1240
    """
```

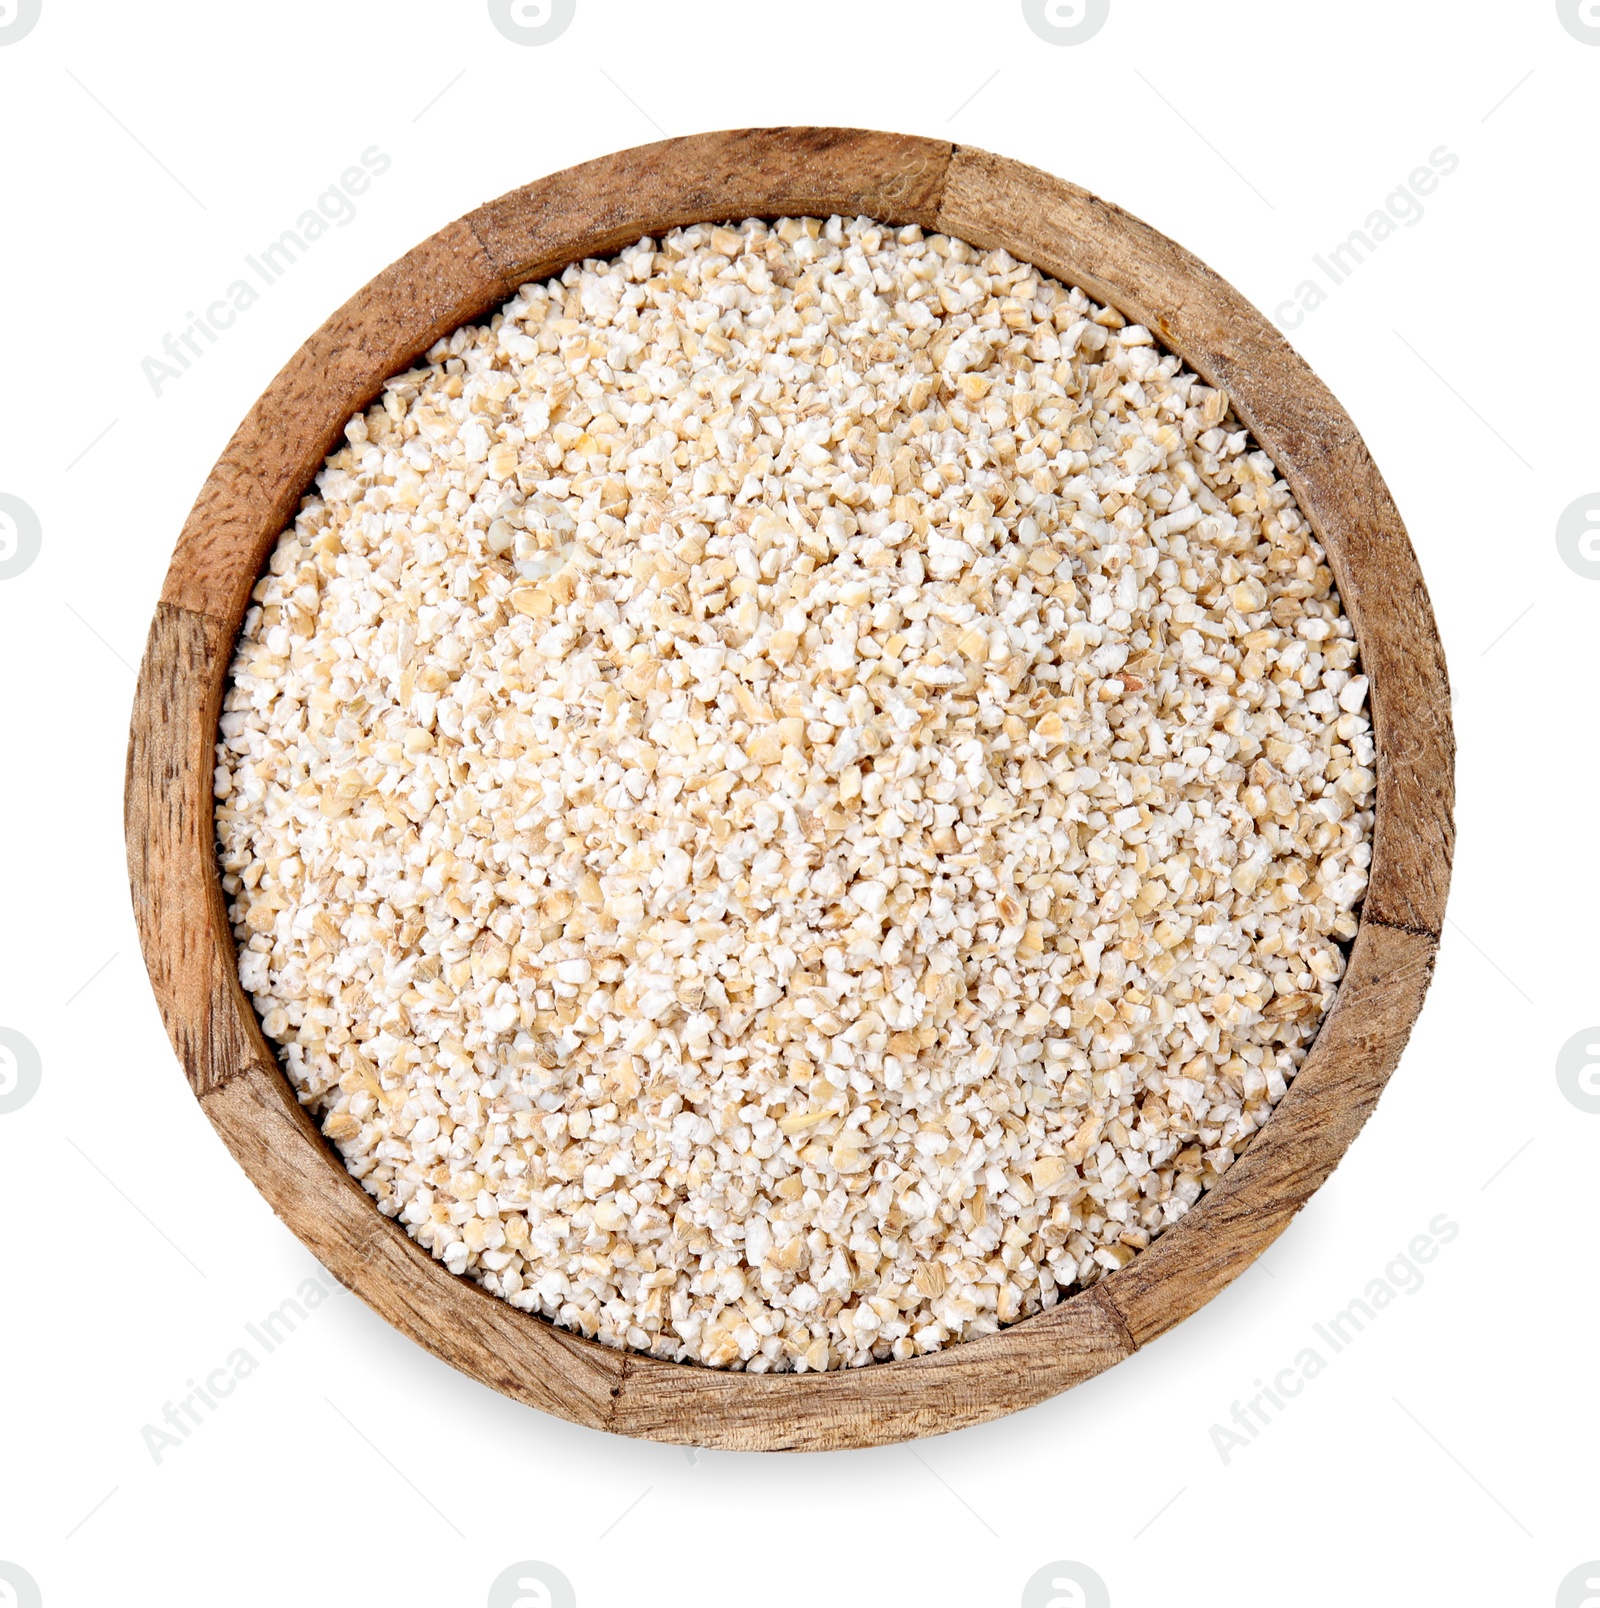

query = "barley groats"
216;216;1375;1370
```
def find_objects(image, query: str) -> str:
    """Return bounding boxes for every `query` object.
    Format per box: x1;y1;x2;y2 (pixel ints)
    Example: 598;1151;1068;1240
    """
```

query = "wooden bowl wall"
125;128;1454;1451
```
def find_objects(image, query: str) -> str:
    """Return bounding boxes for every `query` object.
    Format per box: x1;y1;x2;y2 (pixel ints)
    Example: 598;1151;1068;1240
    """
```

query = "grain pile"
216;216;1375;1370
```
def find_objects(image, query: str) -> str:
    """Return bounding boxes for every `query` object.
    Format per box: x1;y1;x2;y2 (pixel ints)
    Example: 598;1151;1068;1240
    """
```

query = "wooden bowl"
126;128;1454;1451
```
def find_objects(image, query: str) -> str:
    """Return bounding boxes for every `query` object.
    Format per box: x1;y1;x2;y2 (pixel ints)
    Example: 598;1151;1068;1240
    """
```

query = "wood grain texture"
162;220;504;630
201;1061;626;1431
608;1282;1131;1450
126;603;267;1095
126;129;1455;1451
466;127;952;291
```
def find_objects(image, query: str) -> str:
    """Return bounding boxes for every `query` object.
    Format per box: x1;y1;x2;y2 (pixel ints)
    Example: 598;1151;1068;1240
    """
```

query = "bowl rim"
125;126;1454;1451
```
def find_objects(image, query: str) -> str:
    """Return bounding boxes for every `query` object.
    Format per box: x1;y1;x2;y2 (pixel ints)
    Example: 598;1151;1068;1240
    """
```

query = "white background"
1;2;1595;1605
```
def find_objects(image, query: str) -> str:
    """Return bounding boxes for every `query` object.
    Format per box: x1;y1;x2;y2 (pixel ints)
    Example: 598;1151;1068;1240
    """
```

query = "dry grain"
216;216;1374;1370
